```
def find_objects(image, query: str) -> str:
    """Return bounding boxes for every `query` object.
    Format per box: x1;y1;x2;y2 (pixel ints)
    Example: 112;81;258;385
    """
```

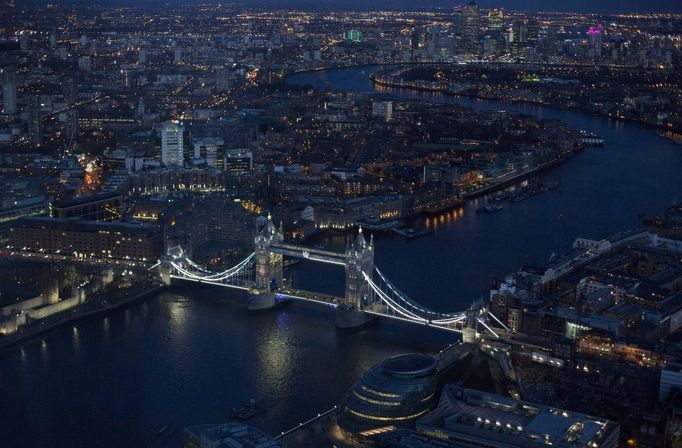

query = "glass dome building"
338;353;439;436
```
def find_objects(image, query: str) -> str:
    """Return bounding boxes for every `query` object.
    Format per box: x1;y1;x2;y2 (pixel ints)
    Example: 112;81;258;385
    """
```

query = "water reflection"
72;326;80;354
40;339;48;366
168;296;189;343
255;327;295;392
424;207;464;230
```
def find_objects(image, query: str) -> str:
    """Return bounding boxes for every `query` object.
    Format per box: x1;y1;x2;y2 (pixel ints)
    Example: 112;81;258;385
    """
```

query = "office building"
415;386;619;448
462;1;480;55
63;77;77;105
161;121;184;166
27;94;42;146
2;68;17;114
224;149;253;175
183;423;280;448
487;8;504;32
193;137;223;167
78;56;92;72
215;66;232;92
50;192;123;221
527;19;540;44
372;101;393;122
346;29;362;43
660;361;682;402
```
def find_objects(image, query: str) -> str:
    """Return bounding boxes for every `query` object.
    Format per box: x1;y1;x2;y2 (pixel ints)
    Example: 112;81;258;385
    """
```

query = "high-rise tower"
1;68;17;114
462;1;480;56
27;95;42;146
161;121;184;166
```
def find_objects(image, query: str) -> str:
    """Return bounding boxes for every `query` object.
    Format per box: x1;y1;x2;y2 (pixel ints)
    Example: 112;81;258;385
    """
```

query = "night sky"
258;0;682;13
218;0;681;13
43;0;682;13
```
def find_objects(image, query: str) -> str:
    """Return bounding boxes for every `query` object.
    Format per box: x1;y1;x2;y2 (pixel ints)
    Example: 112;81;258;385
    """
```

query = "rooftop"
418;386;618;448
382;354;438;379
13;216;158;236
184;423;281;448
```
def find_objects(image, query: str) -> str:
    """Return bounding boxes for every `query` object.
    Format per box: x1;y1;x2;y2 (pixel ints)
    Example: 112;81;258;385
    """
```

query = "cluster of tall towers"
2;68;44;147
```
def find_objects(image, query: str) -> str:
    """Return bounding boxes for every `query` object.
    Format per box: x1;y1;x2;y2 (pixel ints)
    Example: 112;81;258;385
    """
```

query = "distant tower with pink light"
587;24;603;53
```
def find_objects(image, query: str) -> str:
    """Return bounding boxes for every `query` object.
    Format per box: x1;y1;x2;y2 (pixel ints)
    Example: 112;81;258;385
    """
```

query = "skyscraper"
27;95;42;146
487;8;504;32
372;101;393;122
526;18;540;44
462;1;480;56
587;24;604;59
63;77;77;105
161;121;184;166
215;66;232;92
346;29;362;43
137;97;145;118
1;68;17;114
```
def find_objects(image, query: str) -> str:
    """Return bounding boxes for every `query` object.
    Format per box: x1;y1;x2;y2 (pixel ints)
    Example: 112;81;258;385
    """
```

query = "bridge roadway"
276;288;343;307
271;243;346;265
168;273;253;290
275;288;465;333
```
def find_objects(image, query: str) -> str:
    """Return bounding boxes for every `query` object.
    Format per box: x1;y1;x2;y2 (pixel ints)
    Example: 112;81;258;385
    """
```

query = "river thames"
1;65;681;447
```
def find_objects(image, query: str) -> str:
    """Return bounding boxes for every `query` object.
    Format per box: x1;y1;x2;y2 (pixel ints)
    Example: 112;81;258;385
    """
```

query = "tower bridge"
161;214;505;339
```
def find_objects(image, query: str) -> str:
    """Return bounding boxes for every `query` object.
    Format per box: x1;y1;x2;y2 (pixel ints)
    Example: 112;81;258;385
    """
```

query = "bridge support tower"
462;302;487;343
337;228;377;329
248;214;284;311
159;259;172;286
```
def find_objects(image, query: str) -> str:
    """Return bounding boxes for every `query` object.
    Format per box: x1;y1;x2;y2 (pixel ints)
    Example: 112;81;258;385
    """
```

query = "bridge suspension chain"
372;267;466;321
363;272;428;322
183;256;219;274
170;252;256;282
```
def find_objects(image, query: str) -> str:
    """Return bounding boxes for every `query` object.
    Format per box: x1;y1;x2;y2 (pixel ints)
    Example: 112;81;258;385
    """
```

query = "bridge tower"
462;301;486;343
337;228;376;329
249;214;284;310
159;245;184;286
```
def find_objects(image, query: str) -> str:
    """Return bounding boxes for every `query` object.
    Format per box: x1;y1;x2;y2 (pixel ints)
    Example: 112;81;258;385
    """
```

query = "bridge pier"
336;304;376;330
246;287;278;311
337;228;377;329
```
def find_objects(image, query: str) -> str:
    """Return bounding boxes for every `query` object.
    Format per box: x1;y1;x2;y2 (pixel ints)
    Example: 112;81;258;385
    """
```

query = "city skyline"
16;0;682;13
1;1;681;447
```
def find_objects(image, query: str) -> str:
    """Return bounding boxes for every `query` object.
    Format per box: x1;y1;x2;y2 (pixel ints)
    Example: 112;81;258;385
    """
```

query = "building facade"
1;68;17;115
9;217;162;262
161;120;184;166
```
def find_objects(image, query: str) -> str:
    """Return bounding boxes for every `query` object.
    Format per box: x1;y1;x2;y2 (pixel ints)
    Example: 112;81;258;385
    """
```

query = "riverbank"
0;283;165;352
369;69;681;135
462;150;579;200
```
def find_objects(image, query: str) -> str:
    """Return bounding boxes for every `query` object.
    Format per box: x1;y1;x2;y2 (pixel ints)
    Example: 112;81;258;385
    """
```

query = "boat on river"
230;399;265;421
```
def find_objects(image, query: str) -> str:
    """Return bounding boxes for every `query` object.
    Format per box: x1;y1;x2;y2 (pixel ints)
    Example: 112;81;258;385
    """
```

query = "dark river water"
1;65;681;448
